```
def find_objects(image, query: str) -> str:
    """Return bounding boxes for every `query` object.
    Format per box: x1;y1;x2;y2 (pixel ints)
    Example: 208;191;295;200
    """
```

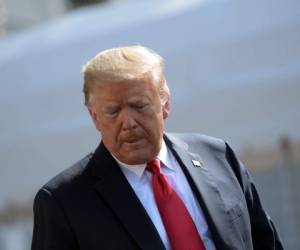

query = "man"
32;45;283;249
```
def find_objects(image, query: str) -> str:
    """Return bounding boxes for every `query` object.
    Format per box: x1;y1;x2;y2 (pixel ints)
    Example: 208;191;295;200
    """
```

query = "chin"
121;152;152;165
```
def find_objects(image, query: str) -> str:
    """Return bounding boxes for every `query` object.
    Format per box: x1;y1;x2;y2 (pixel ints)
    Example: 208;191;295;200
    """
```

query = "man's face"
88;78;170;165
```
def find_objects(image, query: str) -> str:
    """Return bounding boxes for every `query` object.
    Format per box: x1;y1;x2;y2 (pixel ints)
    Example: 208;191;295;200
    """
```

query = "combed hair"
82;45;170;105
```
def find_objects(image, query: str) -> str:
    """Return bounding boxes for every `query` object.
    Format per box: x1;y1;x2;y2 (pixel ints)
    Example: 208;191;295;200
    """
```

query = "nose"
121;108;137;130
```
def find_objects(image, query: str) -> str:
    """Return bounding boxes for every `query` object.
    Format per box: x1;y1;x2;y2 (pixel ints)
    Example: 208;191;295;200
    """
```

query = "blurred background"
0;0;299;249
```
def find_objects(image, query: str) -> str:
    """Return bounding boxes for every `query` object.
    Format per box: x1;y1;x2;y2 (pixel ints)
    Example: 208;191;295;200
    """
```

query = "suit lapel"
164;133;237;250
91;143;165;250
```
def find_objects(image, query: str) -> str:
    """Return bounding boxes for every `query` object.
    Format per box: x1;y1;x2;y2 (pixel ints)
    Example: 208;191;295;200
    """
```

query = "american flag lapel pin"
192;160;202;167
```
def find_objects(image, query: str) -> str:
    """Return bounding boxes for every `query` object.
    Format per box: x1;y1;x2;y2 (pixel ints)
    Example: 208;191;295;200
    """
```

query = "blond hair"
82;45;170;105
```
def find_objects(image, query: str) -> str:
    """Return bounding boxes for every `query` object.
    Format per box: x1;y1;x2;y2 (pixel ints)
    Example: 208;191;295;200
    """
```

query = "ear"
162;95;170;120
88;106;101;132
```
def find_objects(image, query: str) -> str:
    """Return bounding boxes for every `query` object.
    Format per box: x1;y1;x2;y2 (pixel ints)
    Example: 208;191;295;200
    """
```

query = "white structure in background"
1;0;300;210
0;0;299;248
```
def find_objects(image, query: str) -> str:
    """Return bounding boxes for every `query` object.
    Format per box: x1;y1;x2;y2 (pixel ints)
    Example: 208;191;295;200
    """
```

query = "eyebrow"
128;95;150;103
102;104;120;112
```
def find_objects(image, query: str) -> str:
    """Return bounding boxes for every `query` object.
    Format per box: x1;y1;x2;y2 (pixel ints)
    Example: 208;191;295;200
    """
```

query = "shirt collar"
112;139;175;178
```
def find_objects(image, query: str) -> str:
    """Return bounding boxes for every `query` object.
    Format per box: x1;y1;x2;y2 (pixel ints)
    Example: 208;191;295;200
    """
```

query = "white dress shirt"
113;140;216;250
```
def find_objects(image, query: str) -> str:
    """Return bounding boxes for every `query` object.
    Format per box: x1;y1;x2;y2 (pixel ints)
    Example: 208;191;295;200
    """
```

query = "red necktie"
147;159;206;250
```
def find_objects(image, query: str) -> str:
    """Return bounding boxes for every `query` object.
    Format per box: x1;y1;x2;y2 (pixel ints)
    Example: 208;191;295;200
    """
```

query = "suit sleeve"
31;188;78;250
225;142;284;250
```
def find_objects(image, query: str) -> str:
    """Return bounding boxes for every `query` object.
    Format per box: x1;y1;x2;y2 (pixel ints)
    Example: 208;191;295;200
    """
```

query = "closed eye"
132;103;149;110
104;106;121;115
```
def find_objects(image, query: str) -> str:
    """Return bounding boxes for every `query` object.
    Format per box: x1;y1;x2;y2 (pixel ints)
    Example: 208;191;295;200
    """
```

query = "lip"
124;139;140;144
122;135;141;143
127;138;140;143
122;138;143;147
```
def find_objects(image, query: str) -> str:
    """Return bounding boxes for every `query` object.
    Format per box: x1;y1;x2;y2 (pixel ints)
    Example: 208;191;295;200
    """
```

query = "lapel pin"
192;160;202;167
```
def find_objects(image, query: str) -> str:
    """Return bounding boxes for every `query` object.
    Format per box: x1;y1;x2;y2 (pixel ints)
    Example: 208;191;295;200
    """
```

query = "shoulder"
35;152;94;200
165;132;227;154
164;132;241;176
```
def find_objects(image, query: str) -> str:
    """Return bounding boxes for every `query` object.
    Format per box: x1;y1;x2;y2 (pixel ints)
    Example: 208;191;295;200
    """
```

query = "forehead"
91;78;159;101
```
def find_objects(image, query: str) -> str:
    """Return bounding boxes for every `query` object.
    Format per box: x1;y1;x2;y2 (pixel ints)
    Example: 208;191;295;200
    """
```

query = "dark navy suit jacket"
32;133;283;249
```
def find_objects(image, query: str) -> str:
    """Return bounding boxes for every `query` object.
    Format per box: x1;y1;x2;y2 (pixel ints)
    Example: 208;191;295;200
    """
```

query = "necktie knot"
146;159;161;175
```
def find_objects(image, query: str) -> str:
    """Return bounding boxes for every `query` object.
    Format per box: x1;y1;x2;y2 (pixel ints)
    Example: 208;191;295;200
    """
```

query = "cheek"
101;132;118;153
147;118;164;139
103;125;122;146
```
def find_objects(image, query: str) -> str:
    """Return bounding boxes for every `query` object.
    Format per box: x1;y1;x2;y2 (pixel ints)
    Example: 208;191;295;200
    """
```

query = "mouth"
122;137;143;148
124;138;140;144
127;137;140;143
